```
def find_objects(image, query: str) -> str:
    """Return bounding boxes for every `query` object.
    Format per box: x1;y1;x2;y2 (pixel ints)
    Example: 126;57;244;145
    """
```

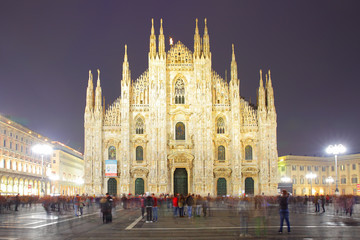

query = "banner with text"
105;160;117;177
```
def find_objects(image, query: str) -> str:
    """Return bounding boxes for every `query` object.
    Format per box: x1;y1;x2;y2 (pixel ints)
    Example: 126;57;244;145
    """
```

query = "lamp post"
281;176;292;183
32;144;53;196
306;172;317;196
325;176;334;195
326;144;346;195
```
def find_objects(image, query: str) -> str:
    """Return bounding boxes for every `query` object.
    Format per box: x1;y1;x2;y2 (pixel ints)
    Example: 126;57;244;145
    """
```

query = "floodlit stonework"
84;19;279;196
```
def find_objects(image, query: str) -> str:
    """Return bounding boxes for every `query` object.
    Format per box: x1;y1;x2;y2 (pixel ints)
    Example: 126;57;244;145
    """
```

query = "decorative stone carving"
213;167;232;178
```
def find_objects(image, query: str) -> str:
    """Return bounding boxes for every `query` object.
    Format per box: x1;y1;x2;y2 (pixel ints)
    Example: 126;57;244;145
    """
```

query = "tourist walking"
278;190;290;233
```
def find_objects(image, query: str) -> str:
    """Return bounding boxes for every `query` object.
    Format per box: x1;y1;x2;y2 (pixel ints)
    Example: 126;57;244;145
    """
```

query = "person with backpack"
278;190;290;233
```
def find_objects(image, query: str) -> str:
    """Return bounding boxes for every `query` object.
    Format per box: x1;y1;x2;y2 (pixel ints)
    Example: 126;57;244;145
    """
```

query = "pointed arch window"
136;146;143;161
218;146;225;161
175;122;185;140
108;146;116;160
245;145;253;160
135;118;144;134
175;79;185;104
217;117;225;134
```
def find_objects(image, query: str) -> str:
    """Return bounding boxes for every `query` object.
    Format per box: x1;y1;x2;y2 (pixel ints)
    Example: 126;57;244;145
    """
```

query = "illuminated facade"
279;154;360;195
0;114;51;195
50;141;84;196
84;19;279;196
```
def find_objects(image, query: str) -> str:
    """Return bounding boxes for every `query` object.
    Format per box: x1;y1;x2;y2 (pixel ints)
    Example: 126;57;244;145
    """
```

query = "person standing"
314;193;320;212
74;194;80;216
173;194;179;217
145;193;154;223
15;194;20;211
278;190;290;233
186;194;194;218
140;195;145;218
105;193;113;223
179;194;185;217
152;194;158;222
320;195;326;213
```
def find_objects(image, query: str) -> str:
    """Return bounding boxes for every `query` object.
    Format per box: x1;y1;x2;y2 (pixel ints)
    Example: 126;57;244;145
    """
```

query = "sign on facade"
357;184;360;192
105;160;117;177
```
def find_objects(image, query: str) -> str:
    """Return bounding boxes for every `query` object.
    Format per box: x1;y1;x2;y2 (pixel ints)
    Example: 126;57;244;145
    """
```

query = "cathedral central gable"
167;41;193;70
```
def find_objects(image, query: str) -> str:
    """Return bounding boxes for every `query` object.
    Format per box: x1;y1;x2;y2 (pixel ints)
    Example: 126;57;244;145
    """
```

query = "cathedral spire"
122;44;131;84
202;18;210;58
230;44;238;82
194;18;201;58
95;69;102;111
266;69;275;112
149;18;157;59
258;69;266;111
158;18;165;58
85;70;94;112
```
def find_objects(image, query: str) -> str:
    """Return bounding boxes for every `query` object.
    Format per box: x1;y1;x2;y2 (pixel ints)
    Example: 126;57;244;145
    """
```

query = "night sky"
1;0;359;156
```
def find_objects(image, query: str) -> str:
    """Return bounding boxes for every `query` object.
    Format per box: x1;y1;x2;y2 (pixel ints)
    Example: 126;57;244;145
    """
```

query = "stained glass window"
175;79;185;104
108;146;116;160
175;122;185;140
245;145;252;160
135;118;144;134
136;146;143;161
218;146;225;161
217;117;225;134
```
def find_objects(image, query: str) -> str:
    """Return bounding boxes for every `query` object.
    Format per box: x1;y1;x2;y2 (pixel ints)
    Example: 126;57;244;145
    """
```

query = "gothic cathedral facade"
84;19;278;196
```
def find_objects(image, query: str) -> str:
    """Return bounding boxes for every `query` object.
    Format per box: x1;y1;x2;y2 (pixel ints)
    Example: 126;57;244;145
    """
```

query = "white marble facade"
84;19;279;196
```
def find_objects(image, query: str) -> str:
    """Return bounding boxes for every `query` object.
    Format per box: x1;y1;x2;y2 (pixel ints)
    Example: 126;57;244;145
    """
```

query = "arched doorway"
135;178;144;195
245;177;254;195
174;168;188;195
107;178;117;196
217;178;227;196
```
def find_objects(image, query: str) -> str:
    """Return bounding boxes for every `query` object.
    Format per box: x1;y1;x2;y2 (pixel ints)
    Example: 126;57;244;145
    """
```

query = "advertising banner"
357;184;360;193
105;160;117;177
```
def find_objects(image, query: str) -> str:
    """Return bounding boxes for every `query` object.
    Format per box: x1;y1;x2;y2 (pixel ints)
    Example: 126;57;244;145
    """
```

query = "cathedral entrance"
174;168;188;195
107;178;117;196
217;178;227;196
245;177;254;195
135;178;144;195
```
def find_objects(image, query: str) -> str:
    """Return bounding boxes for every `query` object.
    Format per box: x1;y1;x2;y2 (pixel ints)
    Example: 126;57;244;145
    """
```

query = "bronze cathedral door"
174;168;188;195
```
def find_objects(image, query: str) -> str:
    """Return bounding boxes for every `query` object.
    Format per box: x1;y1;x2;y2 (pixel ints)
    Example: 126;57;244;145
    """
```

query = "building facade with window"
278;154;360;196
50;141;84;196
84;19;279;196
0;114;52;195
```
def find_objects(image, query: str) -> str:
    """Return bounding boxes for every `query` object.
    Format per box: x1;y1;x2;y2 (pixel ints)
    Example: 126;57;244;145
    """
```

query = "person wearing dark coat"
144;193;154;223
278;190;290;233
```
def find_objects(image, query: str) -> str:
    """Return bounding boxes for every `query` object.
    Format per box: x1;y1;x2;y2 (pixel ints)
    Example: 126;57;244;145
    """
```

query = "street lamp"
306;172;317;196
281;176;292;183
325;176;334;195
32;144;53;196
326;144;346;195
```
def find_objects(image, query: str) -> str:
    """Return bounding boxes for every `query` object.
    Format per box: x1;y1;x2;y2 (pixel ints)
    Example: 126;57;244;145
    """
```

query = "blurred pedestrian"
278;190;290;233
173;194;179;217
15;194;20;211
320;195;326;213
186;194;194;218
145;192;154;223
152;193;158;222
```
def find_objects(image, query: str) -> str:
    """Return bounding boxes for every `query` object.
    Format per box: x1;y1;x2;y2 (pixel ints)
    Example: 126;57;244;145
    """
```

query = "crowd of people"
1;192;358;232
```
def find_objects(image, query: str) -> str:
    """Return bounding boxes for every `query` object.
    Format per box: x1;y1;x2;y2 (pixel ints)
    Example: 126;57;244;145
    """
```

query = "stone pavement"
0;204;360;239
